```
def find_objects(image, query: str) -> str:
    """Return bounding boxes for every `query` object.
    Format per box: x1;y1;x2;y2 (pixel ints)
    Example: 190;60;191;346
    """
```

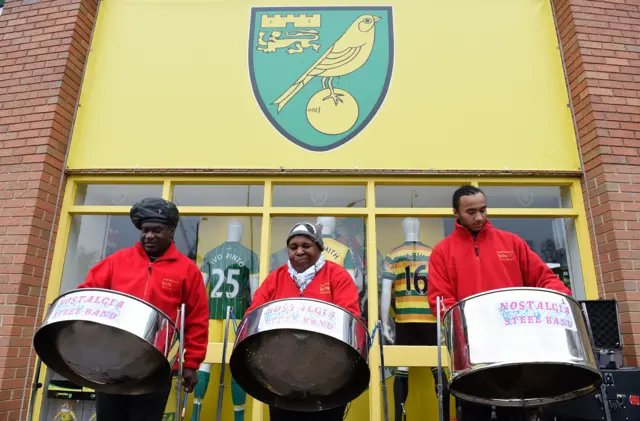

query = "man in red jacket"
427;185;571;421
77;198;209;421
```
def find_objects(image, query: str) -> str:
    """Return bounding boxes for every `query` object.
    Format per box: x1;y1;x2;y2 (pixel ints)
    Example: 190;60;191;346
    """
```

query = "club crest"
249;6;394;152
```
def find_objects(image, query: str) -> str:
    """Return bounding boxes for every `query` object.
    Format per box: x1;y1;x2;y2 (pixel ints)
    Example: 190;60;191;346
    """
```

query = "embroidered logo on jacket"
319;281;331;295
497;251;515;261
161;278;179;291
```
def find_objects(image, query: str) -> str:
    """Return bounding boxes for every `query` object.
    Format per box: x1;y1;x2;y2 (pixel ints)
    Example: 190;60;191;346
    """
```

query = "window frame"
32;175;597;421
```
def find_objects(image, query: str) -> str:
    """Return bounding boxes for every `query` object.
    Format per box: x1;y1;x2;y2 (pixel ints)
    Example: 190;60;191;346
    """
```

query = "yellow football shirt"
322;236;355;270
383;241;435;323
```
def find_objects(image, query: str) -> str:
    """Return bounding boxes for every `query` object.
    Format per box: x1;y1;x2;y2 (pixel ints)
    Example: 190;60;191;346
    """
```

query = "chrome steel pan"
443;287;602;407
33;288;180;395
229;298;370;412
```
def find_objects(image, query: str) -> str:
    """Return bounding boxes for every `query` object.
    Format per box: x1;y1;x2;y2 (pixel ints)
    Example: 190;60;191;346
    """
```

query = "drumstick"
181;393;188;420
176;304;186;421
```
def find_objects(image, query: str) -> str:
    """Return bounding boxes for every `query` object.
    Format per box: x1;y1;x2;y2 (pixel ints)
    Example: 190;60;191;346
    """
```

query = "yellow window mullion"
258;181;273;285
252;181;272;421
365;181;382;421
569;180;600;299
67;205;132;215
162;180;173;201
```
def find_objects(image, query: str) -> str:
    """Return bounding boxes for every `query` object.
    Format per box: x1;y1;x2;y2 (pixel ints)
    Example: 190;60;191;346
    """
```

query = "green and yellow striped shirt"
383;241;434;323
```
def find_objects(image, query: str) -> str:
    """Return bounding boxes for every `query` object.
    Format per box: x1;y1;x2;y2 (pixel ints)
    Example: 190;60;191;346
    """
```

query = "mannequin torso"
201;220;260;322
381;218;435;342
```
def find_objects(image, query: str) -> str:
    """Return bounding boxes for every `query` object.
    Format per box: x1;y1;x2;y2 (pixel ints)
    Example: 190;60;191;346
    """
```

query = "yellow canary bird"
273;14;382;112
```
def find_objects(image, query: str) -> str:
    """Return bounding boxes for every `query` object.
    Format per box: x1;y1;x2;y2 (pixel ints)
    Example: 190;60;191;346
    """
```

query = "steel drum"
443;287;602;407
33;288;180;395
229;298;370;412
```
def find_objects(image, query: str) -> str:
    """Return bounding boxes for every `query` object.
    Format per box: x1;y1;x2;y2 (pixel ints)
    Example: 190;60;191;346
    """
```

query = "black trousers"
95;377;172;421
269;405;346;421
458;400;530;421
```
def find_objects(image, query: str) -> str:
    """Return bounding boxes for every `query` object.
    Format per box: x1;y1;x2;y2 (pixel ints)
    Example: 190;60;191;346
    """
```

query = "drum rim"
244;296;370;333
448;360;603;407
450;382;599;408
449;360;603;383
33;318;176;395
443;287;578;320
229;326;371;412
50;287;178;330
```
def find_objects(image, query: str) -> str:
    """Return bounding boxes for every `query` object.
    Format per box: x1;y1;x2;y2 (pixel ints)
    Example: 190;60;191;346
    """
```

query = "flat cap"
130;197;180;230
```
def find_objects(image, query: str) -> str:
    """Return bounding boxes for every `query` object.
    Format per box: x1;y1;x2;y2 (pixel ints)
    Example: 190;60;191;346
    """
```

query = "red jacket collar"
134;241;180;262
453;218;493;240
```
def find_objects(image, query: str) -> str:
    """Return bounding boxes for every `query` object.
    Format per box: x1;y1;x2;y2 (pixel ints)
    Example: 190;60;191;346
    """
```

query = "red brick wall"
555;0;640;364
0;0;97;419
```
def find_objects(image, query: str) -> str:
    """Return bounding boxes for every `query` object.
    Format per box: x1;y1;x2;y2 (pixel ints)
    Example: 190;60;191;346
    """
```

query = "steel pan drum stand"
215;306;232;421
436;297;445;421
25;354;44;421
581;303;613;421
376;320;390;421
26;303;50;421
175;304;186;421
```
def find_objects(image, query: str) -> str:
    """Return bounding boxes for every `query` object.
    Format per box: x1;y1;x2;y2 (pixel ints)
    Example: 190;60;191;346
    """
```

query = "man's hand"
182;368;198;393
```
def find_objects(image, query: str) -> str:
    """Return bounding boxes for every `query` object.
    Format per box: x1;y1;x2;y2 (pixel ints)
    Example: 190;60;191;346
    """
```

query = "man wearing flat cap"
78;198;209;421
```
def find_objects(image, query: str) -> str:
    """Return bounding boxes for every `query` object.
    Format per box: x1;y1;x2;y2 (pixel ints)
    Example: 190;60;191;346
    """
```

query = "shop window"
59;214;263;300
479;185;572;208
74;184;163;206
56;212;262;420
271;185;366;207
375;185;458;208
180;216;263;340
172;184;264;206
269;216;370;323
60;215;138;293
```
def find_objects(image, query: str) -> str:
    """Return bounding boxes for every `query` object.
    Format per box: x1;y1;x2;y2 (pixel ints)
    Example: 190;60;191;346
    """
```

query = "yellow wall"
67;0;580;172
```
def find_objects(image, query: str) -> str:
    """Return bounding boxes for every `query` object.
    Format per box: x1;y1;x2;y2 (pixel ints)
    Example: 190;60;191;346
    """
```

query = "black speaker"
579;299;623;351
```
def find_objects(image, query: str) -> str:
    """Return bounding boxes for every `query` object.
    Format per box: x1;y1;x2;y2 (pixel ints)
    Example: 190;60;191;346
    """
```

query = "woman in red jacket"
245;221;360;421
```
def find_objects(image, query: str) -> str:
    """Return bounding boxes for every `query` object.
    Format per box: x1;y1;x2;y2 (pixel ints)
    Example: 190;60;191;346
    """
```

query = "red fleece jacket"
77;242;209;370
427;219;572;317
245;261;361;318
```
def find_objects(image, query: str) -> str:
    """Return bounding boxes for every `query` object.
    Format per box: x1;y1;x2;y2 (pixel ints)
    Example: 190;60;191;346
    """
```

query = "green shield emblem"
249;6;394;152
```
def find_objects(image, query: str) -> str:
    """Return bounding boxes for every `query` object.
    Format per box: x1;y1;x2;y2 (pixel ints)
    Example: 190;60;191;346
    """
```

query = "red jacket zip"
143;263;152;301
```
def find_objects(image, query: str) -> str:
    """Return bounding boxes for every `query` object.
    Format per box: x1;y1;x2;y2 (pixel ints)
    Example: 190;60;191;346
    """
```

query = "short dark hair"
453;185;484;211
